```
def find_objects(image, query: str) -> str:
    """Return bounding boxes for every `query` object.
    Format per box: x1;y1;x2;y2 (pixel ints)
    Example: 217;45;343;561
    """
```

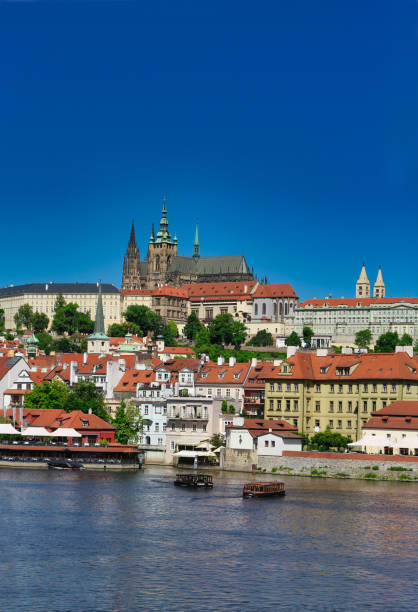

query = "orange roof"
266;351;418;382
196;362;251;385
114;369;156;392
163;347;196;355
364;402;418;431
299;297;418;307
227;418;300;438
245;363;283;389
253;284;298;299
157;358;202;373
152;286;188;298
184;281;257;302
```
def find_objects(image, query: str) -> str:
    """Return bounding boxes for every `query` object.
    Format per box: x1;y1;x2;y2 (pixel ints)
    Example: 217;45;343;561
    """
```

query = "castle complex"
121;199;253;290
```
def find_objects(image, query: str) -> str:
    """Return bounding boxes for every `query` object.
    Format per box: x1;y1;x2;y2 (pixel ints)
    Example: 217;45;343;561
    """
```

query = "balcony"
168;413;208;420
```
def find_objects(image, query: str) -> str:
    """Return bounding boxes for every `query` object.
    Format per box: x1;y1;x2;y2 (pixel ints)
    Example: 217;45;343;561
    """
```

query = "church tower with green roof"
88;282;110;353
146;196;178;288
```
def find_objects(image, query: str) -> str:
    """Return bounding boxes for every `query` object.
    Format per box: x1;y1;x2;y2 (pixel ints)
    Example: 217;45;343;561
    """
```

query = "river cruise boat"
46;458;85;470
174;474;214;488
242;481;285;498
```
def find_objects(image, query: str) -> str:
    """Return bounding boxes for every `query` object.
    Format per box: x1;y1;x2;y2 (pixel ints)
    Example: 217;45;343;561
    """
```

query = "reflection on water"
0;467;416;611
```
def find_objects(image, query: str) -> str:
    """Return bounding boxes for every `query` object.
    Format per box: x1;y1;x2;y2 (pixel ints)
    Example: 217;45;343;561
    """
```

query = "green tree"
0;308;5;330
64;380;108;420
208;313;235;346
209;433;225;448
35;332;54;354
399;333;413;346
107;323;129;337
194;325;211;351
355;329;372;349
183;311;202;341
302;326;314;346
309;427;351;451
164;320;179;346
228;404;236;414
247;329;273;347
24;380;69;411
123;305;164;336
77;311;94;334
374;331;399;353
285;331;301;347
54;293;66;312
14;304;33;330
221;400;228;413
51;303;85;335
32;312;49;333
52;337;81;353
113;400;144;444
231;321;247;349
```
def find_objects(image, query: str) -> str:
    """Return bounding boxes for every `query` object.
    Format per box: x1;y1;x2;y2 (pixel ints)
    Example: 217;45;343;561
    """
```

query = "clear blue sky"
1;0;417;300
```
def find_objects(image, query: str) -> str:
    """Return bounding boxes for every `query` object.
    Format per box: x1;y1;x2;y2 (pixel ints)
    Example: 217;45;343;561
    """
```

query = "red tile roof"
227;418;300;438
363;401;418;430
252;284;298;299
266;351;418;382
114;369;156;392
163;347;196;355
245;363;283;389
183;281;257;302
299;297;418;307
195;362;251;385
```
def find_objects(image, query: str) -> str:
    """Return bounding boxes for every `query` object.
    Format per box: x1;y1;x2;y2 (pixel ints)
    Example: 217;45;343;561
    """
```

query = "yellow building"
0;282;120;331
264;349;418;440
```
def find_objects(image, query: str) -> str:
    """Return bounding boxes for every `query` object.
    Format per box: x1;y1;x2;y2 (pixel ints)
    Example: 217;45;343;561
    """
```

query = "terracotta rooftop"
299;297;418;308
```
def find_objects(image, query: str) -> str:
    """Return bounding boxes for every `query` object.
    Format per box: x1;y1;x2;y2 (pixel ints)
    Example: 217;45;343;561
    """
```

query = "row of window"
171;423;207;432
268;382;408;394
267;398;392;414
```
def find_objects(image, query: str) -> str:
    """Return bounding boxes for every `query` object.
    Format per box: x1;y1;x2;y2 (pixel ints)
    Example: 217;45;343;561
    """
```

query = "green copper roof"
155;197;174;244
117;333;138;353
27;333;39;346
193;223;200;261
89;282;109;340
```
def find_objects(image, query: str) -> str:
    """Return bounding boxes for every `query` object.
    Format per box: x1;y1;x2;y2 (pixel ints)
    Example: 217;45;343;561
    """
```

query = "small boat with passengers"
174;473;214;488
242;481;285;498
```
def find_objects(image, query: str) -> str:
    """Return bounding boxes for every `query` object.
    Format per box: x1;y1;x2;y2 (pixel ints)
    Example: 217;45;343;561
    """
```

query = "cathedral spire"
155;196;173;243
373;266;385;298
356;263;370;298
129;219;136;245
193;222;200;262
121;219;141;290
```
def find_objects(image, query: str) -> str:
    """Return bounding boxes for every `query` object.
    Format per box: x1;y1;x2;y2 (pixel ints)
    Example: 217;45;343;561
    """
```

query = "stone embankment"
223;449;418;481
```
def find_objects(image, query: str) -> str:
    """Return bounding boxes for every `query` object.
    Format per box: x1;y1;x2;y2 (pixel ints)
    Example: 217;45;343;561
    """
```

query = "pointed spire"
89;281;109;339
373;266;385;297
155;196;173;243
149;223;155;244
356;263;370;298
193;222;200;262
129;219;136;245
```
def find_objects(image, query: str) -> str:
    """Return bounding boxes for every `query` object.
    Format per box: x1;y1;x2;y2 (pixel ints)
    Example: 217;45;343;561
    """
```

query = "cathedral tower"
122;220;142;290
373;266;385;298
356;263;370;298
146;197;178;288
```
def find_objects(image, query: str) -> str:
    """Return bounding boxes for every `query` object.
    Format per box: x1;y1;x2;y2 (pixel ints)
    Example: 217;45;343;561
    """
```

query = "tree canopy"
24;380;69;411
0;308;5;330
309;428;351;451
183;311;202;341
355;329;372;349
285;331;301;347
51;302;94;335
32;312;50;333
123;305;163;336
107;322;140;337
64;380;108;420
247;329;273;347
112;400;144;444
374;332;399;353
14;304;33;330
399;333;413;346
163;320;179;346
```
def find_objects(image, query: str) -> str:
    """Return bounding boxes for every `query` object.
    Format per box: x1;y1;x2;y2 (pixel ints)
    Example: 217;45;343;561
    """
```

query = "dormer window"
282;366;287;373
81;420;89;427
233;373;240;379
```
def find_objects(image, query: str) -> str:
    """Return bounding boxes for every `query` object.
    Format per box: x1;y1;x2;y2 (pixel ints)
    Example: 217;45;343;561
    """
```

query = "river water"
0;466;416;611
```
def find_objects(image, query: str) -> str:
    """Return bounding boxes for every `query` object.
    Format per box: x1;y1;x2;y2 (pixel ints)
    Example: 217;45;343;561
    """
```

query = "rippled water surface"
0;466;417;611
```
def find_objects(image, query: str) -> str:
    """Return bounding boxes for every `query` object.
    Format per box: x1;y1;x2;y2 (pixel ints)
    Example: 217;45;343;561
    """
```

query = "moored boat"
242;481;285;498
174;473;214;488
46;458;85;470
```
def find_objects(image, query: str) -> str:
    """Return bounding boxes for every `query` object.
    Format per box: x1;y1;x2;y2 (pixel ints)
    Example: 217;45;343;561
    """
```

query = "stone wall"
224;448;257;472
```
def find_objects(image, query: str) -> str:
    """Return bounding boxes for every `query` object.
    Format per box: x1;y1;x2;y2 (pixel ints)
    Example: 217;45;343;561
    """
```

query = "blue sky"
0;0;417;300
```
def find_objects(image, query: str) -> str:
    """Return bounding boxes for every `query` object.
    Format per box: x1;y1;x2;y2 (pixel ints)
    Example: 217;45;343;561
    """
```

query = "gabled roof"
196;362;251;385
363;401;418;431
252;284;298;299
114;369;156;392
0;355;25;381
245;363;283;389
184;281;257;300
227;418;301;439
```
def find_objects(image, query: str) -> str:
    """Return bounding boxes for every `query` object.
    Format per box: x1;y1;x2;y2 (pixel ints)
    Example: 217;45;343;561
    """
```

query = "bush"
398;474;412;481
335;473;348;478
228;405;235;414
387;466;412;472
364;472;377;479
311;469;327;477
372;465;379;471
271;467;278;473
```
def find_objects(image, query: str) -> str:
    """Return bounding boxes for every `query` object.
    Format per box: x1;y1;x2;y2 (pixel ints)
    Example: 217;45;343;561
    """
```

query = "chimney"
175;382;179;396
273;359;282;366
45;284;48;291
395;345;413;359
118;358;126;372
70;361;78;386
268;427;272;433
217;356;225;366
287;346;297;359
229;356;236;367
251;357;257;367
83;352;88;364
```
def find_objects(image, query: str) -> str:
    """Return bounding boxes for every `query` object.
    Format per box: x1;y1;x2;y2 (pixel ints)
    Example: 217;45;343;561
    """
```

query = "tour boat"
242;481;285;498
174;474;214;488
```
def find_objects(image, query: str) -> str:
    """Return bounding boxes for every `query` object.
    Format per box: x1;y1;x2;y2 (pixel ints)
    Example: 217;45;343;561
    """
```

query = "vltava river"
0;466;416;611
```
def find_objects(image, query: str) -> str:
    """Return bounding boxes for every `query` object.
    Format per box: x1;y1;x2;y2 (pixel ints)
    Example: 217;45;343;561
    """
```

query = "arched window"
167;256;171;266
289;302;293;312
254;304;258;315
284;302;288;315
273;302;277;315
279;302;283;315
262;303;266;315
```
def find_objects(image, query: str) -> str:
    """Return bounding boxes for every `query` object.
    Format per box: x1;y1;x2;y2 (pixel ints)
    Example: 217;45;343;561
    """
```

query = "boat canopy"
348;434;394;447
51;428;82;438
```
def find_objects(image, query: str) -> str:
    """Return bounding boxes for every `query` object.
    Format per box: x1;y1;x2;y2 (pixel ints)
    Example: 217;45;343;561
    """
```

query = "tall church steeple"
88;281;110;354
122;220;141;290
373;266;385;298
193;223;200;262
356;263;370;298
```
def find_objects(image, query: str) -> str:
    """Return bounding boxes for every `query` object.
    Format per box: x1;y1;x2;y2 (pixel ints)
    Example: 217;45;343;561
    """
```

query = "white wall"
227;429;253;450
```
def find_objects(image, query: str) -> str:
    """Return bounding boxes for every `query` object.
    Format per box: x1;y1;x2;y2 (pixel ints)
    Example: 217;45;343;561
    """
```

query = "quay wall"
224;449;418;481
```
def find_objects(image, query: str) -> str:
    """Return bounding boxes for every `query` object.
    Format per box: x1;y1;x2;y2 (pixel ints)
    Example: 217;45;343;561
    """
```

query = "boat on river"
242;481;285;498
174;474;214;488
46;458;85;470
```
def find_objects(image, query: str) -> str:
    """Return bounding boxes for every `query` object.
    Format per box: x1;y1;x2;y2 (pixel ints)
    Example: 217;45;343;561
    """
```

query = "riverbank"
222;448;418;481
